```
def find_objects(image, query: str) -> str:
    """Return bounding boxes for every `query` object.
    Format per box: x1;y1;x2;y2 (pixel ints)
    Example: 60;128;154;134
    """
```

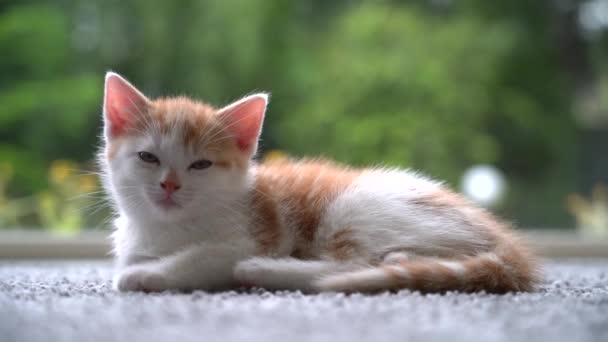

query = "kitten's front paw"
234;257;272;287
113;268;168;293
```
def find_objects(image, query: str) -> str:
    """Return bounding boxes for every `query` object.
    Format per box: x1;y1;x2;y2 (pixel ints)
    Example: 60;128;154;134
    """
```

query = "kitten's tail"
314;245;539;293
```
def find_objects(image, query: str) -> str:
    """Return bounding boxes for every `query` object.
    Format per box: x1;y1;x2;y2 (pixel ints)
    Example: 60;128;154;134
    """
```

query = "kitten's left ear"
218;93;268;155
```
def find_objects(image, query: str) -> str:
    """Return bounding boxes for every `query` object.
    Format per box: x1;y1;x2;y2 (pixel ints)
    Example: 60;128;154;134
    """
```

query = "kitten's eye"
189;159;213;170
138;151;160;164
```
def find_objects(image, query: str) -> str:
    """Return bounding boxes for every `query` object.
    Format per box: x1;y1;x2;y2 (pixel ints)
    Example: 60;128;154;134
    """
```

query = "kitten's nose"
160;169;181;195
160;180;181;194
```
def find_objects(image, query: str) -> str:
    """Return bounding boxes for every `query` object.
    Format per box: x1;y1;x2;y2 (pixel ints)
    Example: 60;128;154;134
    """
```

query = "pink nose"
160;180;181;194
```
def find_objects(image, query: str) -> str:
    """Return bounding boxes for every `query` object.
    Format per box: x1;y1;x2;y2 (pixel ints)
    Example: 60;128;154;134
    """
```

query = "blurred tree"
275;3;514;182
0;4;100;198
1;0;606;229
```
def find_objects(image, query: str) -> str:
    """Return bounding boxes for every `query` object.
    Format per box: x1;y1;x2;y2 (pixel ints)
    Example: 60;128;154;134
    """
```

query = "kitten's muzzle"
160;180;181;195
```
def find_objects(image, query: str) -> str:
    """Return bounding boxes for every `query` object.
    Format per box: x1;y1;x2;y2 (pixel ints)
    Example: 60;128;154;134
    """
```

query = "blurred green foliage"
1;0;607;230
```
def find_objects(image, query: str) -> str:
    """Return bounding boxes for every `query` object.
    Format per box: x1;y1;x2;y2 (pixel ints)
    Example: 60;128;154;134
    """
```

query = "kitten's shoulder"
257;157;353;173
257;158;438;184
255;158;443;195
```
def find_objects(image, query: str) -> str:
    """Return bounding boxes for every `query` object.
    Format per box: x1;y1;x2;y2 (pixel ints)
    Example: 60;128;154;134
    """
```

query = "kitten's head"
100;72;267;221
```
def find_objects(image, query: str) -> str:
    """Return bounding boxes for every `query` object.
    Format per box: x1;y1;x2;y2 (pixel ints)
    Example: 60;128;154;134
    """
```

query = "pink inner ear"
219;95;267;152
104;73;149;137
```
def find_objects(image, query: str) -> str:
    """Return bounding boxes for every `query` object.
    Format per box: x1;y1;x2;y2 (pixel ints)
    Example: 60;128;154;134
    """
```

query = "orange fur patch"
215;160;231;168
404;261;460;292
249;175;282;255
253;159;360;258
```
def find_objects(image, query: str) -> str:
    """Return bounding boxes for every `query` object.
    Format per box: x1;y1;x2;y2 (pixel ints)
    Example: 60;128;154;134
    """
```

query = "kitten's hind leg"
382;251;414;264
234;257;363;292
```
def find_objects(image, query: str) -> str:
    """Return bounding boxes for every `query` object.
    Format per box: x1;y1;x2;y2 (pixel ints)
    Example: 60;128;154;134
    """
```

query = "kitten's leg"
382;251;414;264
117;253;158;268
114;240;255;292
234;257;365;292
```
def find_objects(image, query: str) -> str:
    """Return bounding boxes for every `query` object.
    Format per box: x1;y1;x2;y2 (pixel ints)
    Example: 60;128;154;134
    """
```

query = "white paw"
383;252;412;265
113;268;168;293
233;258;272;287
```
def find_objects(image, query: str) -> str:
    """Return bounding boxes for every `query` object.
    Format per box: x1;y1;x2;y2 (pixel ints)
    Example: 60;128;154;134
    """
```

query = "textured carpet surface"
1;260;607;342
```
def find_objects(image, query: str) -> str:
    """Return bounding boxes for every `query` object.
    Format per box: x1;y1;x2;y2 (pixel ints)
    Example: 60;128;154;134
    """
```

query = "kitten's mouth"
155;197;181;210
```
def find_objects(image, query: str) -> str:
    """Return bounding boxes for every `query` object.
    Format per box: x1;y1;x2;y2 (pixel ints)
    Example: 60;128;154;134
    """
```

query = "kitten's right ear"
103;72;150;139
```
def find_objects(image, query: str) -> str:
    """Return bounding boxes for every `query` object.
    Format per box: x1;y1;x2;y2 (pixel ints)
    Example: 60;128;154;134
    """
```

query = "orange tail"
314;249;539;294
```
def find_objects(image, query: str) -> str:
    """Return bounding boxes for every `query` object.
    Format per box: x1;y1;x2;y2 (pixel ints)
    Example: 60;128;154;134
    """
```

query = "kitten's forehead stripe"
149;97;219;147
122;96;246;169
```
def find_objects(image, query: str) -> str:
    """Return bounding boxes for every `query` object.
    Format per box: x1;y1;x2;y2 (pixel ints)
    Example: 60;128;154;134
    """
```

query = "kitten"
101;72;539;293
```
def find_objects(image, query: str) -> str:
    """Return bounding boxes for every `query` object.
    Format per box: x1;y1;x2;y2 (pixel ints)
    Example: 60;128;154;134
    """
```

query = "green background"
1;0;607;232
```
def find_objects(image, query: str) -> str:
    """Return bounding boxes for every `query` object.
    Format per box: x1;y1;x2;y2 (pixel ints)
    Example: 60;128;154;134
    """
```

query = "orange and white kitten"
101;72;539;294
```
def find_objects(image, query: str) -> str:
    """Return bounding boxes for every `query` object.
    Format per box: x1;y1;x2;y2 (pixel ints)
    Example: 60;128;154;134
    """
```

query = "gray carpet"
1;260;607;342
